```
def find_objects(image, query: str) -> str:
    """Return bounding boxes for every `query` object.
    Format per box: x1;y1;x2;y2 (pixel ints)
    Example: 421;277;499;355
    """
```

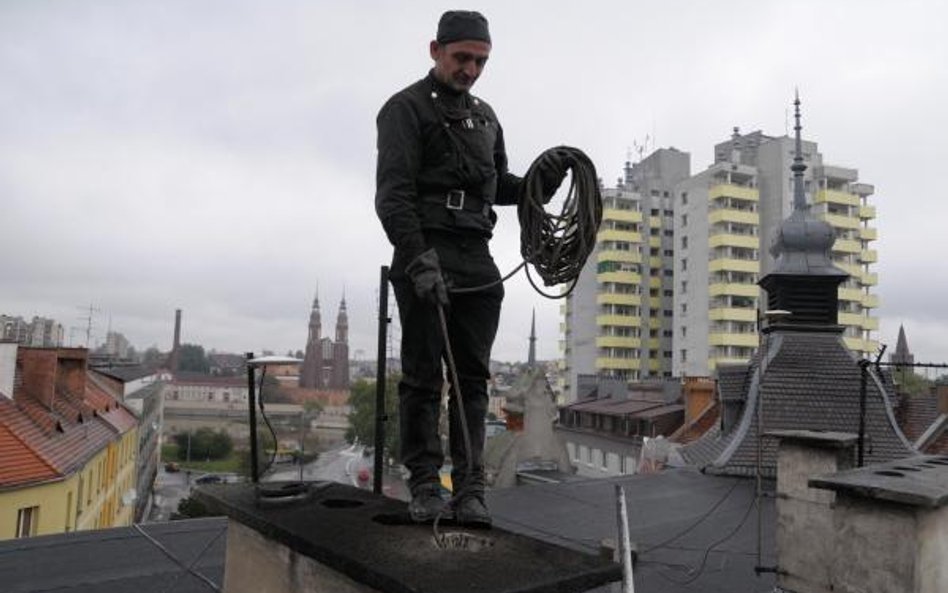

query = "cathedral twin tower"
299;293;349;390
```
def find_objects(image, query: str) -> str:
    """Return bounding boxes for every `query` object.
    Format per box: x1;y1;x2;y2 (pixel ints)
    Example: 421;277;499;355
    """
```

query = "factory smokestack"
170;309;182;374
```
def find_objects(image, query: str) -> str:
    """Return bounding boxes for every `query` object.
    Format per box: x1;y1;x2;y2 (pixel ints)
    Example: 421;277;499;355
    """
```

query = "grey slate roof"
0;517;226;593
490;469;775;593
683;331;916;477
90;365;156;382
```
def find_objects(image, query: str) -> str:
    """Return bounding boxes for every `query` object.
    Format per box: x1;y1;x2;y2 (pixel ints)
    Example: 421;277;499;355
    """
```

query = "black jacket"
375;71;521;265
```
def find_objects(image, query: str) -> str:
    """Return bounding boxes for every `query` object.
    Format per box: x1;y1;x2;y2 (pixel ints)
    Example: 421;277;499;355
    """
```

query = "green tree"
178;343;210;373
345;376;400;458
142;346;165;370
894;370;932;397
173;428;233;461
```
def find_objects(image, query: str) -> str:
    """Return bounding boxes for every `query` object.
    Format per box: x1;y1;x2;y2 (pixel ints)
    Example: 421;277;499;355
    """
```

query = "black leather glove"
539;166;567;204
405;248;449;306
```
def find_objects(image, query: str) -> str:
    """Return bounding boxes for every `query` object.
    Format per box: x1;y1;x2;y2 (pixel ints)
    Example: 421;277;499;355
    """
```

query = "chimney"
771;428;948;593
0;341;17;398
937;383;948;416
171;309;182;373
809;455;948;593
16;348;58;407
766;429;857;593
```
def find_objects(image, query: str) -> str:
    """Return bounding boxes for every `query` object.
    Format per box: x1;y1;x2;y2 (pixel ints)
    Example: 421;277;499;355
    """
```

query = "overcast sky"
2;1;946;368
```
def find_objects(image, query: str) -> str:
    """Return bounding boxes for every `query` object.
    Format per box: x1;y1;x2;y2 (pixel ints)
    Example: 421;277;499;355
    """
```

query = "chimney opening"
433;532;495;552
873;470;904;478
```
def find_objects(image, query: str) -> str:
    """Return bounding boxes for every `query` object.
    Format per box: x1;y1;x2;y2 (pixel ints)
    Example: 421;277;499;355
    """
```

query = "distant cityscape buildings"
0;315;64;348
562;121;880;399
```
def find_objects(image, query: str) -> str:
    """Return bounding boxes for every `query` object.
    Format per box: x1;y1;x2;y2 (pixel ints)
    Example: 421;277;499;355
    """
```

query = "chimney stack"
0;341;17;398
171;309;182;373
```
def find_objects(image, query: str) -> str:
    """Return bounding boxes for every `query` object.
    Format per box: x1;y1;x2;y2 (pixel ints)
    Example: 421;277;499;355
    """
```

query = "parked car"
164;462;180;473
195;474;223;485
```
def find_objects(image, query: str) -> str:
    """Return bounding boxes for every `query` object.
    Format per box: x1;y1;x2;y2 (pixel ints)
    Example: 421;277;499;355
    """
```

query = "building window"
16;506;39;538
681;326;687;337
681;281;688;294
681;214;688;227
681;192;688;205
681;303;688;314
681;236;688;249
681;258;688;271
681;349;688;362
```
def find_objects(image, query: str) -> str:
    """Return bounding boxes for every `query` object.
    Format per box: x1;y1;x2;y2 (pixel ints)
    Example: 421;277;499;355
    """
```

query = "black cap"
436;10;491;45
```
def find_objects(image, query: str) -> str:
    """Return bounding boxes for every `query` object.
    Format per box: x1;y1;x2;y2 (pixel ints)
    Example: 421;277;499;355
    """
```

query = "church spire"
335;293;348;344
791;90;808;212
528;309;537;369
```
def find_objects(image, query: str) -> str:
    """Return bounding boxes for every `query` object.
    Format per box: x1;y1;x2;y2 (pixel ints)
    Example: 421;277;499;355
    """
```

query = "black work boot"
454;493;492;528
408;483;450;523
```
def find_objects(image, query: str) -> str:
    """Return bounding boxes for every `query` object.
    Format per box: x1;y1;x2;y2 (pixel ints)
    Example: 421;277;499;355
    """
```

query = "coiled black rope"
450;145;602;299
518;145;602;298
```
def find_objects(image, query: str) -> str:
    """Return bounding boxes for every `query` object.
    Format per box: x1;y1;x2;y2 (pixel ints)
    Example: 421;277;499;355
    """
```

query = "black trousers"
391;231;503;495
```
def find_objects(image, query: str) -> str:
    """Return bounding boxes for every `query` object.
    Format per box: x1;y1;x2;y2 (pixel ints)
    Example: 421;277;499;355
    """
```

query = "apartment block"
561;148;689;401
674;130;879;376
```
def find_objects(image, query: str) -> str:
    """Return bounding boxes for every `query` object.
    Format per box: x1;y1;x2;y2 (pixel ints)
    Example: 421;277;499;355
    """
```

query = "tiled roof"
895;390;948;454
683;331;915;477
0;364;138;489
670;400;720;445
0;418;58;486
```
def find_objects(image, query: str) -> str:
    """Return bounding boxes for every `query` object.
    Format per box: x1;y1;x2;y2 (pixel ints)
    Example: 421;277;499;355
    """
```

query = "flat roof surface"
490;469;775;593
0;517;226;593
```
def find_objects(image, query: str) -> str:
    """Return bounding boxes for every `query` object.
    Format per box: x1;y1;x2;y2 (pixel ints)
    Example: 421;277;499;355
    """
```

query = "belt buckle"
446;189;465;210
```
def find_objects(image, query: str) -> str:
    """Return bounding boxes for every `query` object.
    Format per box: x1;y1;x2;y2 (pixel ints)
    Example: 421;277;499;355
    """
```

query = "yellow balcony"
649;360;661;372
710;183;759;202
709;209;759;226
859;227;878;241
709;332;759;347
598;228;642;243
860;272;878;286
709;307;757;322
648;338;660;349
603;208;643;223
596;357;641;371
597;250;642;264
596;336;641;349
832;239;861;254
859;205;876;219
838;287;863;302
649;216;662;227
649;318;662;329
597;271;642;284
814;189;860;206
649;297;661;309
597;293;641;306
596;314;640;327
862;293;880;308
709;356;752;369
709;258;759;274
709;283;759;298
838;312;864;327
649;237;661;248
860;250;878;263
819;213;860;230
843;337;878;356
649;277;661;288
862;316;879;331
709;233;759;249
838;263;862;277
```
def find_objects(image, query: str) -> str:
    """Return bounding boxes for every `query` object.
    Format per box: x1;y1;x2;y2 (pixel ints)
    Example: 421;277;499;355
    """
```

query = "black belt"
421;190;491;215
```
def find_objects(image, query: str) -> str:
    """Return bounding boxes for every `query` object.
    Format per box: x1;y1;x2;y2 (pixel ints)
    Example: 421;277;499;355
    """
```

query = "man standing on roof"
375;11;561;526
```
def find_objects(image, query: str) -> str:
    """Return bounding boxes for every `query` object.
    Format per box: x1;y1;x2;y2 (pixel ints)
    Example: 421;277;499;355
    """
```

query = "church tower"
300;292;323;388
331;295;350;389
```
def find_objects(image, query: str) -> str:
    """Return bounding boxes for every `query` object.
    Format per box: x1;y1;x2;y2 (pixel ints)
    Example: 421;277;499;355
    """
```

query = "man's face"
430;39;491;92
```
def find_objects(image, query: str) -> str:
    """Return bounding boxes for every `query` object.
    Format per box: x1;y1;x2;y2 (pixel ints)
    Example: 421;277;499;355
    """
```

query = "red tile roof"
0;350;138;490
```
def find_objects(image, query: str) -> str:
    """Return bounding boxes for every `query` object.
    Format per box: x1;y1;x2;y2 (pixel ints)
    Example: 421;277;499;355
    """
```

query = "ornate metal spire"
791;89;808;211
528;309;537;369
